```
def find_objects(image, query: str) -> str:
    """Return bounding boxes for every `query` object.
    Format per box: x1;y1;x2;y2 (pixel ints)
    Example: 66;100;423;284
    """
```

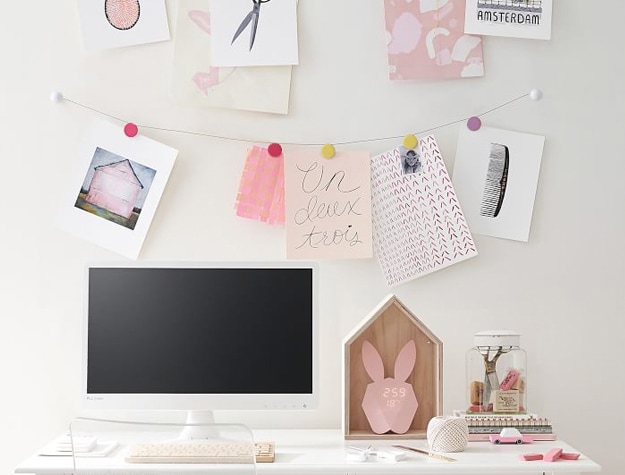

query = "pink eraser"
543;448;563;462
520;453;543;461
499;369;520;390
560;452;581;460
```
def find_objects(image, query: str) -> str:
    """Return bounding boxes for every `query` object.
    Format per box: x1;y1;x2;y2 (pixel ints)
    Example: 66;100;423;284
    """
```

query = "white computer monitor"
81;261;319;428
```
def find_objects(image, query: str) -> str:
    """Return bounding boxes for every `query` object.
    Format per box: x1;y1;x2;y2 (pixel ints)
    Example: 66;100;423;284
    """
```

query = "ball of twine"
426;416;469;453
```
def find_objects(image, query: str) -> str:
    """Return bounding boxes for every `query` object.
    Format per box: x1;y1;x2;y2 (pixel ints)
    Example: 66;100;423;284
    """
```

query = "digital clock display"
383;387;407;407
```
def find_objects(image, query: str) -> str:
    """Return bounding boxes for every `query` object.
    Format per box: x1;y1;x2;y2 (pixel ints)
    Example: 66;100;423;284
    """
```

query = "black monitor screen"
87;266;314;395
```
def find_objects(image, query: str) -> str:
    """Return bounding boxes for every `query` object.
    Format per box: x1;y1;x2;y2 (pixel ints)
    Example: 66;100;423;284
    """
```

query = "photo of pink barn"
85;159;144;219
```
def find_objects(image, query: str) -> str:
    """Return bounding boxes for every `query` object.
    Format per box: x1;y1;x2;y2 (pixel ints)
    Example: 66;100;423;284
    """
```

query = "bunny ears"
362;340;417;382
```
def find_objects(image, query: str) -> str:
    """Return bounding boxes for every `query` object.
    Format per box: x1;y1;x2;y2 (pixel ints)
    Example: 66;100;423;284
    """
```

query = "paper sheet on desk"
39;441;118;457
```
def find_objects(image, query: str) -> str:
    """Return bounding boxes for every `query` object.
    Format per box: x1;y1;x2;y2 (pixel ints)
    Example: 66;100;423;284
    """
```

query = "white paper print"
209;0;299;67
452;127;545;242
464;0;553;40
371;136;477;287
172;0;293;114
76;0;170;51
57;120;177;259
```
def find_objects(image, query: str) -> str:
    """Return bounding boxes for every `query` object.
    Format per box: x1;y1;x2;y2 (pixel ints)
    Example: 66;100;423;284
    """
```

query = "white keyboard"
126;441;275;464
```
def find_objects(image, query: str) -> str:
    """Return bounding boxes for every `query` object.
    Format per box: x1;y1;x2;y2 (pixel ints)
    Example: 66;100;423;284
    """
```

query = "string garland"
50;88;542;150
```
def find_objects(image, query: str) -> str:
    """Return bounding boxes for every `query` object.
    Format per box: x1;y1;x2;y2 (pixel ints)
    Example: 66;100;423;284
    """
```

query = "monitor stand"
178;410;217;440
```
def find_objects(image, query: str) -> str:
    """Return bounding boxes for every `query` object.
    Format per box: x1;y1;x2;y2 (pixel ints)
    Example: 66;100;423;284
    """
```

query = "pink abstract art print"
384;0;484;80
235;146;285;225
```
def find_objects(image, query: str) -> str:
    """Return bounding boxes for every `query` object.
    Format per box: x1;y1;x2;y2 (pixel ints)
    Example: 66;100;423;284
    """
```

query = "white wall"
2;1;623;473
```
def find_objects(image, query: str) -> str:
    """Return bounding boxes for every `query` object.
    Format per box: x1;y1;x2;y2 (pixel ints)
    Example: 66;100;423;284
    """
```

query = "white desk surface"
15;429;601;475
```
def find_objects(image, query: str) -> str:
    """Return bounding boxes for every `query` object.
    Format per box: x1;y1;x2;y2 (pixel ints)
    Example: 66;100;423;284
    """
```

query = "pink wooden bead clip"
124;123;139;138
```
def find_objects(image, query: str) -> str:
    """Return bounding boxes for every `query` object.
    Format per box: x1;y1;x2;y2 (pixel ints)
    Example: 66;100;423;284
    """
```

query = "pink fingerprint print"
105;0;141;30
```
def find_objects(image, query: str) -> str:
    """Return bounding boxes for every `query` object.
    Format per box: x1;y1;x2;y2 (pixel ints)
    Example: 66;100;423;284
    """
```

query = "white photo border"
464;0;553;40
57;120;177;259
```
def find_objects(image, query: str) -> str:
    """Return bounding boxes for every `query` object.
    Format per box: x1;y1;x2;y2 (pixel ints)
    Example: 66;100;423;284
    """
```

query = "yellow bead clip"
403;134;418;150
321;144;336;159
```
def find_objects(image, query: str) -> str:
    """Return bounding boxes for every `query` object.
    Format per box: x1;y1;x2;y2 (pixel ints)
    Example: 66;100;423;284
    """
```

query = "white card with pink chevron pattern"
371;135;477;287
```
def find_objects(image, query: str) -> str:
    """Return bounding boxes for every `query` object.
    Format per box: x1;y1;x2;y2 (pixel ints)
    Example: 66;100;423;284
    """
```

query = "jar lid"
474;330;520;348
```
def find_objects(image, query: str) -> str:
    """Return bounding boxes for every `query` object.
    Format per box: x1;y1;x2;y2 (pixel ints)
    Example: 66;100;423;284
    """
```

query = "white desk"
15;429;601;475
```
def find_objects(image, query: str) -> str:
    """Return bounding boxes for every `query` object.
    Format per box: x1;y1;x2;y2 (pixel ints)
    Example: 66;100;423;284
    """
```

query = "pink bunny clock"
361;339;419;434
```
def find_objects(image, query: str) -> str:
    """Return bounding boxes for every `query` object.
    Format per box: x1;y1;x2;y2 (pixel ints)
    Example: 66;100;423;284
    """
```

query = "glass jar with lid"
466;330;526;414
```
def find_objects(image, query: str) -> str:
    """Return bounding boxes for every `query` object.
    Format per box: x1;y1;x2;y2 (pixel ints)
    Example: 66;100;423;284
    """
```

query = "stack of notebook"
453;411;557;441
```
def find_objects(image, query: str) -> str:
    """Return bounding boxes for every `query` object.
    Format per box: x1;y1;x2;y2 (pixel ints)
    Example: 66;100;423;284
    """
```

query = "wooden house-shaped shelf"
343;294;443;440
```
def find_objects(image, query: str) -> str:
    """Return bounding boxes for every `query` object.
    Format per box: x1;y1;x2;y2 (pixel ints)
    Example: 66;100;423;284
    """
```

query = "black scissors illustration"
231;0;271;51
